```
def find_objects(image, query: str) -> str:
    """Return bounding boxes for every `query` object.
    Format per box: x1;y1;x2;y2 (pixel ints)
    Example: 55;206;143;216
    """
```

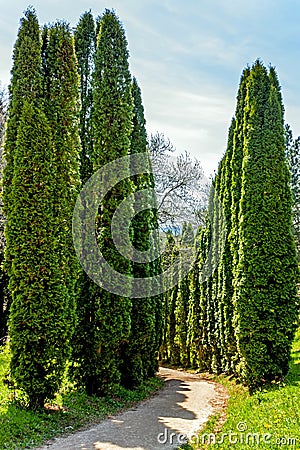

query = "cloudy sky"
1;0;300;176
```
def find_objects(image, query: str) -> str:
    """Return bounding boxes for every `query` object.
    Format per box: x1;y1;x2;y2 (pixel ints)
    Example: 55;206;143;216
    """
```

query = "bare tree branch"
148;132;209;229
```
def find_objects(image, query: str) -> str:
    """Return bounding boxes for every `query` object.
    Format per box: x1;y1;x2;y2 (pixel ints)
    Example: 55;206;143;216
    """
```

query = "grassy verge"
180;329;300;449
0;346;163;450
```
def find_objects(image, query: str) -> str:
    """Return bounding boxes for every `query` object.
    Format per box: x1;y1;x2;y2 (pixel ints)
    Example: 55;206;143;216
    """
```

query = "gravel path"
37;368;227;450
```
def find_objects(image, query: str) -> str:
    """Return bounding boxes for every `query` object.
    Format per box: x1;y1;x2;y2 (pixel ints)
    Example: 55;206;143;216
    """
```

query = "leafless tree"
148;132;209;229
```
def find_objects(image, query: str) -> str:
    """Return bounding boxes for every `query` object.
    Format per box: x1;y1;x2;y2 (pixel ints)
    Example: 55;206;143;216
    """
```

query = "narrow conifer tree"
234;62;299;386
0;86;9;343
3;8;42;269
74;11;96;183
3;12;81;406
42;21;81;347
73;10;133;395
7;101;69;408
160;232;177;362
217;119;236;372
71;12;97;386
121;78;158;388
175;223;194;366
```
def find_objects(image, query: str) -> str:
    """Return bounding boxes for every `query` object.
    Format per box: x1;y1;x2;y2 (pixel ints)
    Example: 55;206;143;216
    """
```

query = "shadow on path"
38;368;224;450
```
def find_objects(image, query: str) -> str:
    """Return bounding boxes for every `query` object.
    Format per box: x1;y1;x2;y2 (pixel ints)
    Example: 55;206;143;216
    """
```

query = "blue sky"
1;0;300;176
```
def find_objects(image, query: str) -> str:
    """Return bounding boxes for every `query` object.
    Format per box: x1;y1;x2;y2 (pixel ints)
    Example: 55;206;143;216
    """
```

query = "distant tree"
0;86;6;142
285;124;300;258
164;235;181;366
159;231;176;363
175;223;194;366
149;133;205;228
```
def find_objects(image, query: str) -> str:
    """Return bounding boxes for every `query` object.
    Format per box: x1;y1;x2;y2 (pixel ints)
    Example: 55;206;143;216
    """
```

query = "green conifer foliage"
187;227;201;368
74;10;133;395
74;11;96;183
7;101;69;408
3;8;42;270
42;20;81;344
160;232;177;363
71;12;97;389
3;13;81;406
234;62;299;386
285;125;300;258
0;87;10;344
121;77;158;388
159;231;181;366
175;223;194;366
218;119;236;373
197;224;213;370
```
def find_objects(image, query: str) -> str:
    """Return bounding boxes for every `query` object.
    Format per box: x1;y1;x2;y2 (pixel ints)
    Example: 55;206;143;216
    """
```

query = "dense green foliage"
175;223;194;367
7;101;70;408
3;10;81;407
0;86;10;344
42;20;81;313
2;5;299;415
285;124;300;257
233;63;299;386
72;9;133;395
74;11;95;184
3;8;42;279
121;78;160;388
161;61;299;389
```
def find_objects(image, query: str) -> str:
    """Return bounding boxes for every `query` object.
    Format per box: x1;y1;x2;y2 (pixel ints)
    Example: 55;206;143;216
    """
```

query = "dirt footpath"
37;368;227;450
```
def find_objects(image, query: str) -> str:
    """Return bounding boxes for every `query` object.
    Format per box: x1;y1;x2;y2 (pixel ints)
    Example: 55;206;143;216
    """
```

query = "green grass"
0;347;163;450
180;329;300;449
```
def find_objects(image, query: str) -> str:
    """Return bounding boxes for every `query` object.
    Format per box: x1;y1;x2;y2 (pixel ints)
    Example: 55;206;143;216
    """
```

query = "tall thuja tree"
229;68;250;272
196;220;213;370
71;12;97;385
160;232;177;363
206;170;224;373
166;235;180;366
0;86;9;343
187;226;205;368
234;62;299;387
285;125;300;258
73;10;133;395
2;9;76;406
228;68;250;371
6;101;69;408
217;119;236;373
3;8;42;192
42;21;81;377
74;11;96;183
121;77;158;388
3;8;42;278
175;223;194;367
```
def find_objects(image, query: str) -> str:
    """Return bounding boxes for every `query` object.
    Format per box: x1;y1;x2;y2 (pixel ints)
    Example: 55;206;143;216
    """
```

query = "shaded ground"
37;368;228;450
